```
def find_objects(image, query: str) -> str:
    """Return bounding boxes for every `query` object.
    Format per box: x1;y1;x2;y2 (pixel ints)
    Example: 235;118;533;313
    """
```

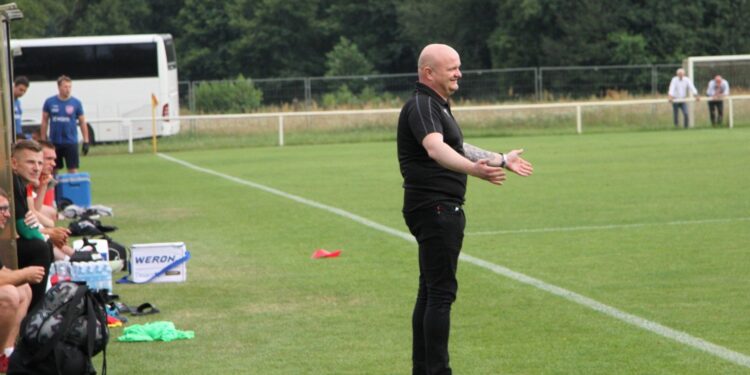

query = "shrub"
195;75;264;113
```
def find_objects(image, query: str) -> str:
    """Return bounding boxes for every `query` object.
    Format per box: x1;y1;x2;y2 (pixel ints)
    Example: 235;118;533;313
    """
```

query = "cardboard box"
130;242;188;283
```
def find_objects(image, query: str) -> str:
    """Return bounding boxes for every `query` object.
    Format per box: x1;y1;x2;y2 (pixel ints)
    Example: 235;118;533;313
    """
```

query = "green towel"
117;321;195;342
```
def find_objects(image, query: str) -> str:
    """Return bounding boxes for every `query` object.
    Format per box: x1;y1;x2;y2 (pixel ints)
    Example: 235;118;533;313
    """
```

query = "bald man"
706;75;729;126
397;44;533;374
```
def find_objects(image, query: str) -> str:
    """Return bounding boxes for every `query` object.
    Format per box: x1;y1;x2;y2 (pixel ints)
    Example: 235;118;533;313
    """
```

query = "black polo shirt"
397;82;467;213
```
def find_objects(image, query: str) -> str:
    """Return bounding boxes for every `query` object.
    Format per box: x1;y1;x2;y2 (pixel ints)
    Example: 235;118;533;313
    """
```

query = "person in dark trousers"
706;75;730;126
0;188;45;373
397;44;533;375
40;75;90;173
11;140;54;310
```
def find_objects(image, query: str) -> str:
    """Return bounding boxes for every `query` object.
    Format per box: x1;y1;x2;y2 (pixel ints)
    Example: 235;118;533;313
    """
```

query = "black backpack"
9;282;109;375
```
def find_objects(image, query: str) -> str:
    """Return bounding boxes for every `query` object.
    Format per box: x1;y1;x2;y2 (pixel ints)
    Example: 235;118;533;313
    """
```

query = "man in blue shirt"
40;75;90;173
12;76;29;140
706;75;730;127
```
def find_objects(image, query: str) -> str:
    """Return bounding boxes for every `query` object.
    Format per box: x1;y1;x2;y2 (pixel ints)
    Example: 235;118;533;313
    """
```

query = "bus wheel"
87;124;96;145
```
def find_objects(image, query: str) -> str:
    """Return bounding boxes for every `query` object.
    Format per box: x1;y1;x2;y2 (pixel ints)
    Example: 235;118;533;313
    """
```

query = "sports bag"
9;281;109;374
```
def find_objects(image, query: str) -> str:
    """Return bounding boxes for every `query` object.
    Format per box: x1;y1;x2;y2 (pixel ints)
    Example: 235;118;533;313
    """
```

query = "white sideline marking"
158;152;750;369
467;217;750;236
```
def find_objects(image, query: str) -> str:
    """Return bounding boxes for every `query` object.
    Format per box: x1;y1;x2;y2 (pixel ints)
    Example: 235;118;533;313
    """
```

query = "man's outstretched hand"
472;159;506;185
505;149;533;177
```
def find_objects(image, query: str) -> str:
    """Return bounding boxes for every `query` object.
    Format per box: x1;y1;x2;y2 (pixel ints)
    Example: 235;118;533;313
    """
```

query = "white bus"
11;34;180;143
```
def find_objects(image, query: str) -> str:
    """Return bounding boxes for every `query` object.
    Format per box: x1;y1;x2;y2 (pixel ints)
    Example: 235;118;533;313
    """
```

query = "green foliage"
13;0;70;37
229;0;329;78
323;1;407;72
194;75;263;113
70;0;151;35
324;37;377;94
607;32;650;64
176;0;238;80
325;37;375;77
320;84;397;108
10;0;750;79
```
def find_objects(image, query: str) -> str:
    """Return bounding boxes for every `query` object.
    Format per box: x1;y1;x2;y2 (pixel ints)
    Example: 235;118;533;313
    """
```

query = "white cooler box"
130;242;189;283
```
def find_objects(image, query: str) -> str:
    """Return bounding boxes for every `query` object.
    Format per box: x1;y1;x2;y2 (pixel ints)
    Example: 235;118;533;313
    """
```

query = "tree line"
13;0;750;81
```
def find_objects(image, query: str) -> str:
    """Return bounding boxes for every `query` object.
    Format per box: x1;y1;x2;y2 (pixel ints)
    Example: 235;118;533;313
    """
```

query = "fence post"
576;105;582;134
651;65;657;95
534;68;539;101
304;78;312;110
189;81;196;113
728;97;734;129
537;68;544;101
278;115;285;146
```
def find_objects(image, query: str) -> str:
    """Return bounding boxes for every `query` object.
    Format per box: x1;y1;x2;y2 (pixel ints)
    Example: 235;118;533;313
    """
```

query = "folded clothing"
117;321;194;342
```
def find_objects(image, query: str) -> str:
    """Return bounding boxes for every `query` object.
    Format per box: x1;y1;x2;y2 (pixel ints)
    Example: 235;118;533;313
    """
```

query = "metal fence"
179;64;685;113
101;94;750;152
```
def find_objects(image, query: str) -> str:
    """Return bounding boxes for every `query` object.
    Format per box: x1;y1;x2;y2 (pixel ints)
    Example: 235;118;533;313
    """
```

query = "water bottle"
54;261;72;282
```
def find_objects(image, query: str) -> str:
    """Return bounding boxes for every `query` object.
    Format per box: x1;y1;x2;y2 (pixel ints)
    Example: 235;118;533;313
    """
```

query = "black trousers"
404;203;465;375
16;238;53;310
708;100;723;125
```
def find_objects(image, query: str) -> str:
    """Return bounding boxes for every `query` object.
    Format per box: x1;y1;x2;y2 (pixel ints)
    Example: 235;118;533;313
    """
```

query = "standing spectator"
706;75;730;126
12;76;29;140
397;44;533;375
0;188;45;373
667;68;699;128
40;75;90;173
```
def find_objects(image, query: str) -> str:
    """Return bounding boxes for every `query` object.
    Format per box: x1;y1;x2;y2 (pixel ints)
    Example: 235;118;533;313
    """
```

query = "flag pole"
151;93;158;154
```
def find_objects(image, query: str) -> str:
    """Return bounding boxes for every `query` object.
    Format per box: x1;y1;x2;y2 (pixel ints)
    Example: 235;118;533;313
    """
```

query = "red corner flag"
311;249;342;259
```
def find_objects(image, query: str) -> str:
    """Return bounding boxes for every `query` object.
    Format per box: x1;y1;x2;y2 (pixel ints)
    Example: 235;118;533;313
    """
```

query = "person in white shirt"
706;75;730;126
667;68;699;128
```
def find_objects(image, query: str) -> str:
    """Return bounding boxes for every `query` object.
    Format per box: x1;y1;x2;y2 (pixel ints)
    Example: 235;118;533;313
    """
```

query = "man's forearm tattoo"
463;143;502;166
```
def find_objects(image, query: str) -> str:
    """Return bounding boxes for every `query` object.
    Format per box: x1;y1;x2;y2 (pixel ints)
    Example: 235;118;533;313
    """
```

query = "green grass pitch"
88;127;749;374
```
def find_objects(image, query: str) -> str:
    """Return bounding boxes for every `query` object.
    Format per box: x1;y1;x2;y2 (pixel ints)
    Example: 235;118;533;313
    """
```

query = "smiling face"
418;44;462;99
12;148;43;185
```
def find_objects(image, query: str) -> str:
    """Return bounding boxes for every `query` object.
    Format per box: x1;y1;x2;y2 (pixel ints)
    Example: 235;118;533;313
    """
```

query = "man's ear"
423;66;433;81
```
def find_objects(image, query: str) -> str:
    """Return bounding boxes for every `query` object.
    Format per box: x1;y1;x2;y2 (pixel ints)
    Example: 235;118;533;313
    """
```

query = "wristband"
499;153;507;168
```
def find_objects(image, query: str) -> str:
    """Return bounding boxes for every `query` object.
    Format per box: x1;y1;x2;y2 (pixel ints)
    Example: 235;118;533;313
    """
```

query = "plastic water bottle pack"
70;261;113;291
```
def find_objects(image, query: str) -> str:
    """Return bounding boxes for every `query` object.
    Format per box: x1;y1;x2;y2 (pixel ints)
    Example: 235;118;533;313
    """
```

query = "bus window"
94;43;158;78
14;43;158;80
163;37;177;70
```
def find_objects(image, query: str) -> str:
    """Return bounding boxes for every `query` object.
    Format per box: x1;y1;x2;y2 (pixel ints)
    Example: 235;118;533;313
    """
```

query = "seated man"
11;140;54;310
0;188;45;373
33;141;73;261
34;141;58;222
